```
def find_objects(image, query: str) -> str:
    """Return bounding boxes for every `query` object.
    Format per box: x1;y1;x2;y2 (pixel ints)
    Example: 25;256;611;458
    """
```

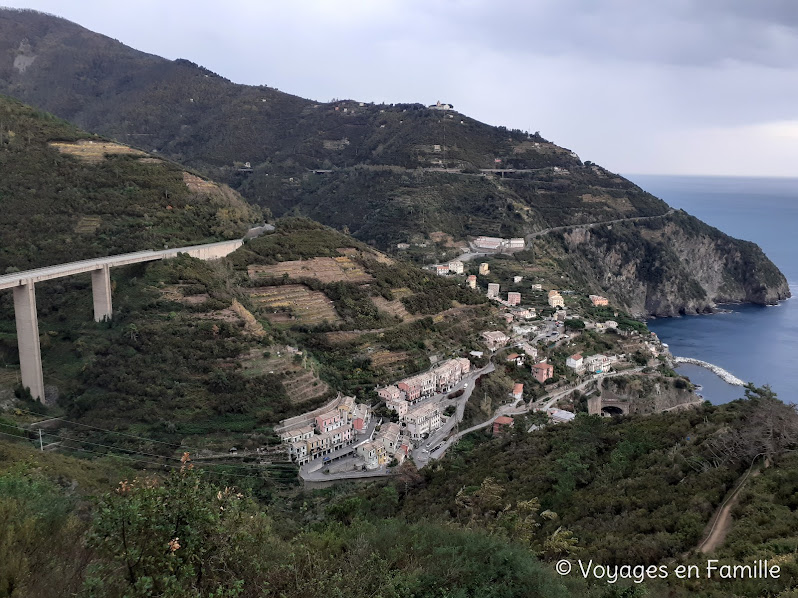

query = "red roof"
495;416;514;425
532;362;552;370
570;354;582;360
513;383;524;393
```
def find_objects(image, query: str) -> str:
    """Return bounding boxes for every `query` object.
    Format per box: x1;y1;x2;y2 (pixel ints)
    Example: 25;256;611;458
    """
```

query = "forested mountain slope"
0;8;789;315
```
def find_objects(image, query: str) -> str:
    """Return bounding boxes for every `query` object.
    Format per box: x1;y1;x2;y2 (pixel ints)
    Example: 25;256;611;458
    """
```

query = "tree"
85;455;262;597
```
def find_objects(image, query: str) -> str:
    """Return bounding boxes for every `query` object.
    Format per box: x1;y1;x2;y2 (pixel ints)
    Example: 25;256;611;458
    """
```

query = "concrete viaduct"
0;239;243;401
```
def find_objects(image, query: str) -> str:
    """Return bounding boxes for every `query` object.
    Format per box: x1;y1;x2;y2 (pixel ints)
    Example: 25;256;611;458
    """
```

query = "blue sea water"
626;175;798;405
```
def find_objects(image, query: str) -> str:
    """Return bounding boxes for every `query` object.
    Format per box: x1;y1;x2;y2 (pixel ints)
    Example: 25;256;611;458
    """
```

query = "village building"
352;403;372;434
508;238;525;249
566;353;584;372
315;410;343;433
377;385;402;402
474;236;504;250
506;353;525;366
386;397;410;416
481;330;509;350
548;408;576;423
519;342;538;360
531;283;543;291
448;260;464;274
380;358;471;405
487;283;500;298
493;416;515;436
466;274;477;289
548;292;565;308
511;383;524;400
507;292;521;306
604;320;618;330
513;276;524;283
402;403;442;441
479;262;490;275
279;425;314;445
435;264;449;276
589;294;609;306
532;362;554;383
396;242;410;250
584;354;612;373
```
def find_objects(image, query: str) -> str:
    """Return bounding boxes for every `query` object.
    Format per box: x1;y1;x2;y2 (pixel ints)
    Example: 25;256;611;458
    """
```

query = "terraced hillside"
0;95;259;272
0;9;788;316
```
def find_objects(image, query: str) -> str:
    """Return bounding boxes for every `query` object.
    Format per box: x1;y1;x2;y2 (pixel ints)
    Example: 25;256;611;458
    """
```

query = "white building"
474;236;504;250
566;353;584;372
402;404;442;441
508;238;525;249
448;260;464;274
435;264;449;276
487;283;500;298
584;354;612;373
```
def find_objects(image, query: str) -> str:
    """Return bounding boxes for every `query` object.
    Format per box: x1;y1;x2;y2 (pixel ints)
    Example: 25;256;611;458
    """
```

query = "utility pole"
38;428;43;451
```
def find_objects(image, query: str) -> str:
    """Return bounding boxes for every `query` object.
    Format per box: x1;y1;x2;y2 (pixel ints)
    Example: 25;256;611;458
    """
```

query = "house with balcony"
315;410;343;433
402;404;442;441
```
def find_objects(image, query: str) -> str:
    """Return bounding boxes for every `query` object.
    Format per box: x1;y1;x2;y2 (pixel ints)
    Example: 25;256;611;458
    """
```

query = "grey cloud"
418;0;798;68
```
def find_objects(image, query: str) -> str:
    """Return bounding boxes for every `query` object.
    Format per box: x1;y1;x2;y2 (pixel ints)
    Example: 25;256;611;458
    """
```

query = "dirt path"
697;461;763;554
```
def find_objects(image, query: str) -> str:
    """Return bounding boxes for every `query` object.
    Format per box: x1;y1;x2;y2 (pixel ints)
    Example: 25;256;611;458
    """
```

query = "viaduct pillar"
13;282;45;402
91;265;112;322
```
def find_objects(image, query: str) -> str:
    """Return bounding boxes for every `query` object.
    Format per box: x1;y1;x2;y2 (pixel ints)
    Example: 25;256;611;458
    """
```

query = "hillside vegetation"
0;8;789;315
0;94;258;272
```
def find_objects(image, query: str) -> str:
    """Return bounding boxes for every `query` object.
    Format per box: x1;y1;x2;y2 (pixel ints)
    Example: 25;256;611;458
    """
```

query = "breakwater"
672;356;746;386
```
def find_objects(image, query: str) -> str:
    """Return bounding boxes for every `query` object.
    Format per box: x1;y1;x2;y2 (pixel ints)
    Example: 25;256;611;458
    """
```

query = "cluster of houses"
378;358;471;410
433;259;465;276
472;236;525;251
566;353;618;374
356;421;411;470
278;394;373;466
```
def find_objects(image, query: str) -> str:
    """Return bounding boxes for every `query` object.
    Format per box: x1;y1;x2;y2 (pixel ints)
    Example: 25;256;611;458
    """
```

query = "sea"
626;175;798;405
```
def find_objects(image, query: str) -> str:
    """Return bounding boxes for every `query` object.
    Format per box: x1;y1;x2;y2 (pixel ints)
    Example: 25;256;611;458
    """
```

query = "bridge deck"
0;240;242;290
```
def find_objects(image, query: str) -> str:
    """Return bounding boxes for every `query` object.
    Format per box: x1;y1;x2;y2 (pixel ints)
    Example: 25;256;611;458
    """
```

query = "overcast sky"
5;0;798;176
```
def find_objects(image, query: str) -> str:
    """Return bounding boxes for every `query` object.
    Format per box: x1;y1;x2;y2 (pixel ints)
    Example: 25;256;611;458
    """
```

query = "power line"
12;408;287;473
15;407;203;452
0;429;279;483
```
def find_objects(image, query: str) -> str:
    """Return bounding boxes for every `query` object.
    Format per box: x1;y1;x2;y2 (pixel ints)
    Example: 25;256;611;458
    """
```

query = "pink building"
532;363;554;384
397;382;421;402
315;410;342;433
589;295;609;306
378;385;402;402
507;292;521;306
466;275;477;289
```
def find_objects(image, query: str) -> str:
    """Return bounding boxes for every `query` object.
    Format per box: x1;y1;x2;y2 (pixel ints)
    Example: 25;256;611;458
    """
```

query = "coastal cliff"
548;210;790;317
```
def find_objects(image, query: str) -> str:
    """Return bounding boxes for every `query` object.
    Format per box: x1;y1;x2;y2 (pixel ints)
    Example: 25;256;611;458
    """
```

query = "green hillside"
0;9;790;316
0;95;258;272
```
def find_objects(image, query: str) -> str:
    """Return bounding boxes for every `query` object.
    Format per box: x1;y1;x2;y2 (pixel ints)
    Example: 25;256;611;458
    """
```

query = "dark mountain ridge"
0;8;789;316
